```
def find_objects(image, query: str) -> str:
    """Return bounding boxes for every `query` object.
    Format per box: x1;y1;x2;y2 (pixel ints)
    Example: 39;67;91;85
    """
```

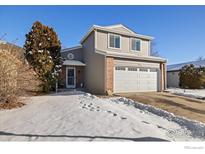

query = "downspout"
160;62;163;91
164;63;167;90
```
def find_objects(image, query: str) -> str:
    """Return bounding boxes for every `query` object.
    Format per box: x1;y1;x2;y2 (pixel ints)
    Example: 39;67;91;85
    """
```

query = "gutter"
61;45;82;52
167;70;180;72
95;49;167;63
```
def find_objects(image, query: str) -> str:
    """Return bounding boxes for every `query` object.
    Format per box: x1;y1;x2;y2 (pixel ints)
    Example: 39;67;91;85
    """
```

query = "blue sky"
0;6;205;64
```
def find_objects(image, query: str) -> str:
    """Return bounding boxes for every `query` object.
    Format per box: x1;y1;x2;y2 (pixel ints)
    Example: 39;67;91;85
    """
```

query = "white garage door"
114;66;158;93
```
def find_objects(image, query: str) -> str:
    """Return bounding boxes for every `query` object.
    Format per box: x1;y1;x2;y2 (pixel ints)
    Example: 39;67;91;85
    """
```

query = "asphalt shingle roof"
167;60;205;71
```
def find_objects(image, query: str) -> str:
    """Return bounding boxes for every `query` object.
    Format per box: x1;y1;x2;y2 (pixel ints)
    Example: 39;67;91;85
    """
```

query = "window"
131;38;141;51
108;34;121;49
150;68;157;72
128;67;138;71
139;68;148;72
115;66;126;71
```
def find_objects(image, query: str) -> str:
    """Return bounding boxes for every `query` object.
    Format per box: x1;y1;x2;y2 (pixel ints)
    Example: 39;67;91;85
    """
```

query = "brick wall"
106;57;114;92
59;66;84;88
160;62;166;91
76;66;84;88
59;65;66;88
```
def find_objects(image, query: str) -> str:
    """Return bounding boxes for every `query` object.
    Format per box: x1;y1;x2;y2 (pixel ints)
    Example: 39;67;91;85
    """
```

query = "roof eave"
167;69;180;72
62;60;86;66
61;45;82;52
95;49;166;63
107;54;166;63
80;26;96;44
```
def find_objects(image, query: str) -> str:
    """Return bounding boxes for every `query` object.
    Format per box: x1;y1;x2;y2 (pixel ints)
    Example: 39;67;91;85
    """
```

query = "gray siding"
96;30;150;57
82;32;105;94
167;71;180;88
109;27;134;34
61;48;83;61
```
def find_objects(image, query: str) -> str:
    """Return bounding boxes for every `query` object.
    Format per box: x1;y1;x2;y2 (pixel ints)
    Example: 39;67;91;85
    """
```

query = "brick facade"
59;65;84;88
160;62;166;91
105;57;114;92
59;65;66;88
75;67;84;88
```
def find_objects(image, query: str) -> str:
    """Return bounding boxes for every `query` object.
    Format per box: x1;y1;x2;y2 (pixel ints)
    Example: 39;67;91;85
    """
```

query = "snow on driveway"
0;91;204;141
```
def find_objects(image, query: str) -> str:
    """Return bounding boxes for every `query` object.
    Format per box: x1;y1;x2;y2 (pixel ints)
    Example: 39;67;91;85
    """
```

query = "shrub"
0;49;39;104
24;21;62;92
179;64;205;89
0;50;18;103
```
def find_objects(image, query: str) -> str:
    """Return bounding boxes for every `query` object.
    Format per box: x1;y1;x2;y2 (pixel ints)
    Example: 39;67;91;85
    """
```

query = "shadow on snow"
0;131;169;142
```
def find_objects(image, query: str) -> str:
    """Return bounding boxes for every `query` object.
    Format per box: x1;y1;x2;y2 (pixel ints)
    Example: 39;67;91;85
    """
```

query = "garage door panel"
114;67;158;93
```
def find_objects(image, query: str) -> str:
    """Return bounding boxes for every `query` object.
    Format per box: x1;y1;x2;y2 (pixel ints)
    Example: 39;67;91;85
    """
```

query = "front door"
66;67;76;88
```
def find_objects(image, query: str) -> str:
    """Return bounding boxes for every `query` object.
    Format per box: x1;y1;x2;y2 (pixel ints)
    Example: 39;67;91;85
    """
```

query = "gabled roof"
167;60;205;71
63;60;86;66
61;45;82;53
103;24;137;35
80;24;154;43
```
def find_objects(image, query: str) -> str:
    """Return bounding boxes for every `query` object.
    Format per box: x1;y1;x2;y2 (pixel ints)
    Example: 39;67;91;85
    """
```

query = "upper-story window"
108;34;121;49
131;38;141;51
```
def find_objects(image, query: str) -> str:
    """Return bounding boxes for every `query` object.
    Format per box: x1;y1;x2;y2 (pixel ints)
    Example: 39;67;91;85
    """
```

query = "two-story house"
60;24;167;94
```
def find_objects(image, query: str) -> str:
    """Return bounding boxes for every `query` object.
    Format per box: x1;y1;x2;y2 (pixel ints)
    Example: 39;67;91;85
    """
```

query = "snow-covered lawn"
166;88;205;99
0;91;204;141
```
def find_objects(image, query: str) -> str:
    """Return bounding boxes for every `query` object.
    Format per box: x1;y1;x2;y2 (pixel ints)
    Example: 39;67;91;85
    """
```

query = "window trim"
108;33;121;50
130;38;141;52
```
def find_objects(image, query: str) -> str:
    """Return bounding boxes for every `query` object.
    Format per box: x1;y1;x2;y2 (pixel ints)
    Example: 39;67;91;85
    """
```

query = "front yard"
0;91;204;141
120;91;205;123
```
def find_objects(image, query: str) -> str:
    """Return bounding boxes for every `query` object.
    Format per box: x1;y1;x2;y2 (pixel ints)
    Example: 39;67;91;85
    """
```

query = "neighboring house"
167;60;205;88
0;40;25;60
60;24;167;94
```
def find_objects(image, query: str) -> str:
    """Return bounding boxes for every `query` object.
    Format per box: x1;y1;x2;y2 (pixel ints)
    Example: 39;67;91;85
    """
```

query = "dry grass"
120;92;205;123
0;101;25;110
0;44;40;110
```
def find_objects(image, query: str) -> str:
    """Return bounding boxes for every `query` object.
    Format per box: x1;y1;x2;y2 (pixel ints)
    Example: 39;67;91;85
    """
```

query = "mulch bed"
0;102;25;110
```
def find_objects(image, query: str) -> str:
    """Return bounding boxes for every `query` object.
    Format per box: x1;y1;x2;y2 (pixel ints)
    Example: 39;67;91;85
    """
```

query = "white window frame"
130;38;141;52
108;33;121;50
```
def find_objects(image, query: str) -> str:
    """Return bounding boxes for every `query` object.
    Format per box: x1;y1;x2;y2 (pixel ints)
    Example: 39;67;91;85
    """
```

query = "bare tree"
196;56;205;61
0;33;7;40
150;41;160;57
